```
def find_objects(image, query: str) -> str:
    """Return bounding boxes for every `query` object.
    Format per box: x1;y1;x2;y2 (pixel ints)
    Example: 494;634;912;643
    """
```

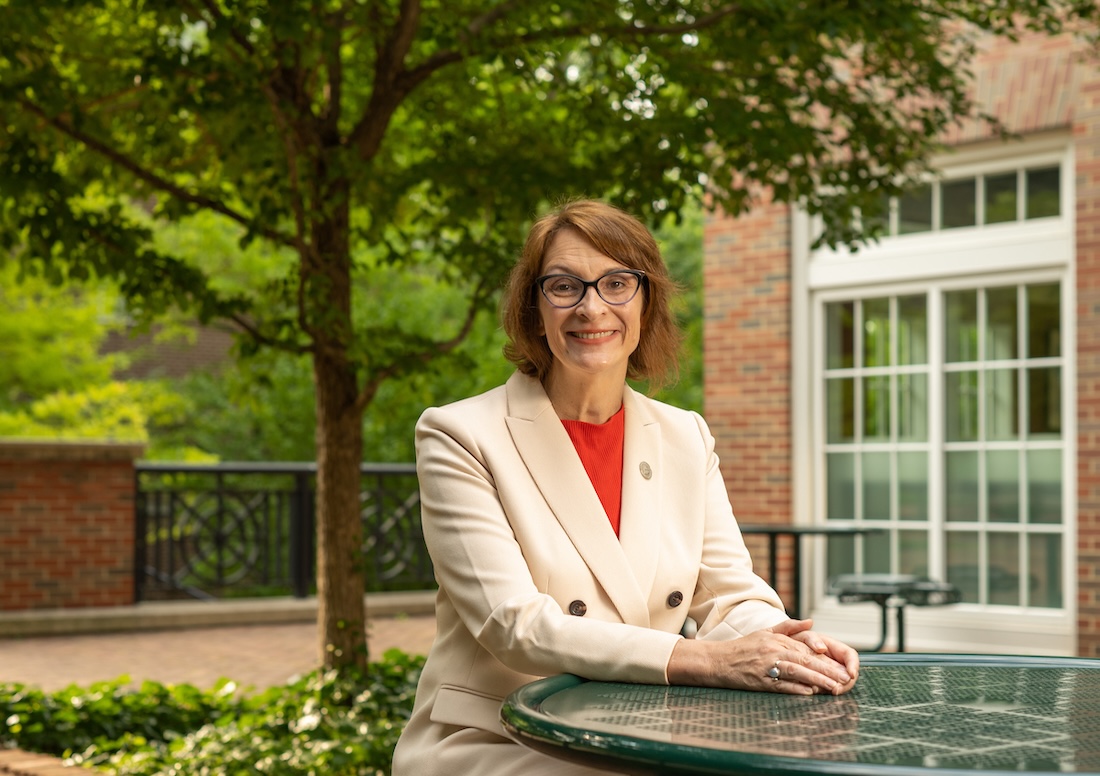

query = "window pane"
863;376;890;440
986;368;1019;441
1027;284;1060;358
1025;166;1060;219
898;530;928;577
947;531;980;603
827;453;855;520
985;286;1018;361
988;532;1020;606
945;290;978;362
863;529;891;574
1028;534;1063;608
898;184;932;234
985;172;1017;224
945;370;979;442
826;301;855;369
863;298;891;368
826;535;856;579
945;451;979;522
1027;449;1062;525
862;452;891;520
897;295;927;365
826;377;854;443
1028;367;1061;439
942;178;977;229
986;450;1019;523
898;374;928;442
898;452;928;521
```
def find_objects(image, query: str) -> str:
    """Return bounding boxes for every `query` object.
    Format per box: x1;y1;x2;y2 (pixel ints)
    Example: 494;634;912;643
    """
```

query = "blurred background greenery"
0;204;701;463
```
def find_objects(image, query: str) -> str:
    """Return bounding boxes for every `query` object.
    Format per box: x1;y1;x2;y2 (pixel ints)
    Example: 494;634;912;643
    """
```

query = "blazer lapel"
618;386;662;602
503;373;652;627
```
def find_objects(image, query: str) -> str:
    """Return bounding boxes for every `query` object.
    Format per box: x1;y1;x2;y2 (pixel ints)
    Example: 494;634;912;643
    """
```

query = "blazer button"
639;461;653;479
667;591;684;608
568;600;587;617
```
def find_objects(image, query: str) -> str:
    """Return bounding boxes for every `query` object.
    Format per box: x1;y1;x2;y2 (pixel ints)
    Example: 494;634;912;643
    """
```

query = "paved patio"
0;594;437;693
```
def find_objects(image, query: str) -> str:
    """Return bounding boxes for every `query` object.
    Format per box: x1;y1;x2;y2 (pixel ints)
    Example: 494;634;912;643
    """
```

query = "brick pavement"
0;615;436;694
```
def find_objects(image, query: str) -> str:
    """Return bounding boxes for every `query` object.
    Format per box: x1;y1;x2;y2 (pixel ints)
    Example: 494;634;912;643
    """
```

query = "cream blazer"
391;373;787;776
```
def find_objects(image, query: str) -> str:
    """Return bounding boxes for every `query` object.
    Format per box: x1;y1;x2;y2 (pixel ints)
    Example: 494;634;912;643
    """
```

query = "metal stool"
830;573;961;652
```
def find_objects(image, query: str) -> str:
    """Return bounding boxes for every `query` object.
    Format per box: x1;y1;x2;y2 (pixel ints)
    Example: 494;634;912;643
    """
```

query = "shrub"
0;649;424;776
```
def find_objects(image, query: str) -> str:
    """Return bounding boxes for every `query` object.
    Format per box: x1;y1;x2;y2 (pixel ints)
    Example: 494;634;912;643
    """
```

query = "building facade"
704;31;1100;656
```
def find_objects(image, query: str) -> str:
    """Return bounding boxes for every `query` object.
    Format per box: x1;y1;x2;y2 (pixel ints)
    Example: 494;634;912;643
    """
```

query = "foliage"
648;205;704;413
0;263;125;410
0;380;177;445
0;650;425;776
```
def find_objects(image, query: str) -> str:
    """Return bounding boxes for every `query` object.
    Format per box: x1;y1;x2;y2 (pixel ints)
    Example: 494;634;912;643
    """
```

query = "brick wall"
0;441;143;611
703;198;794;599
1075;59;1100;658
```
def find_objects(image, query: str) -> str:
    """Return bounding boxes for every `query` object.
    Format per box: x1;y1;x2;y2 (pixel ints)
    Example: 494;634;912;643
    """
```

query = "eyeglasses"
536;269;647;308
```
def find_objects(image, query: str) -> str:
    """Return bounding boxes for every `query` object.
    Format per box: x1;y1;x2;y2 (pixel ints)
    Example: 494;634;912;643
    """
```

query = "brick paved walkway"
0;615;436;693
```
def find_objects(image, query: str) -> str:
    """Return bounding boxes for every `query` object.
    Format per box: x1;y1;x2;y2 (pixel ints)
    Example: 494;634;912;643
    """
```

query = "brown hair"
501;199;682;390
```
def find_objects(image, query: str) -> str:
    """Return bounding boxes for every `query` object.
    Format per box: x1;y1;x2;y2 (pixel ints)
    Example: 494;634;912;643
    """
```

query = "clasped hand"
667;618;859;696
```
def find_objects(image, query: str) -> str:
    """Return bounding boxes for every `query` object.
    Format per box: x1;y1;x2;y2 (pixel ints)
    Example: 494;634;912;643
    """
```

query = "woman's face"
536;228;644;383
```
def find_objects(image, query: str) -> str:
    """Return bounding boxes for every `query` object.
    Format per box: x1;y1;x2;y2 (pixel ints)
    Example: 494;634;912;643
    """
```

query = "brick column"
703;198;794;596
1076;70;1100;658
0;441;143;611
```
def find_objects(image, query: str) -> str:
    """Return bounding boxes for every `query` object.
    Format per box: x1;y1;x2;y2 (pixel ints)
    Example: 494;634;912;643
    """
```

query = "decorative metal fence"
134;462;433;601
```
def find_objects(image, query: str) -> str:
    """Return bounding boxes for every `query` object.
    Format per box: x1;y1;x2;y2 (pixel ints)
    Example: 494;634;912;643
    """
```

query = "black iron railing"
134;462;432;601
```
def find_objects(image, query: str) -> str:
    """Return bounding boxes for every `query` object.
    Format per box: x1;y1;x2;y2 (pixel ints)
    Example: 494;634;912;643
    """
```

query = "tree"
2;1;1094;672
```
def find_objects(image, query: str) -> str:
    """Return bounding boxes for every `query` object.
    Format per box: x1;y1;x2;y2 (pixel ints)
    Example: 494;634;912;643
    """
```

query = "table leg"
765;534;778;589
790;536;802;620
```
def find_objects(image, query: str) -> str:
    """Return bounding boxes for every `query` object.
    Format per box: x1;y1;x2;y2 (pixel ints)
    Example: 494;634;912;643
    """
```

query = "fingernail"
840;673;851;683
814;641;826;651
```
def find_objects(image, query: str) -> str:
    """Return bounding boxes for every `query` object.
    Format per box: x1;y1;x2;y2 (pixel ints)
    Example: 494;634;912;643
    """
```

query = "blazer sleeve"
416;404;682;685
684;411;791;639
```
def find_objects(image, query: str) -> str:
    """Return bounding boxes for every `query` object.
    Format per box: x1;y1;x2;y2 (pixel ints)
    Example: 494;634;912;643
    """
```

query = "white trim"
808;141;1074;291
792;212;813;525
808;223;1070;290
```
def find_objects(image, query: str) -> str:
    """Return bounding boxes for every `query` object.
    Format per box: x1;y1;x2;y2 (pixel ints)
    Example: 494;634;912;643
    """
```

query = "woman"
391;199;859;776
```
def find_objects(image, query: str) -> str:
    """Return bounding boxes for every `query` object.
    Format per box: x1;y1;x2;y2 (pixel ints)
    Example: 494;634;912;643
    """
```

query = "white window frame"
791;135;1077;655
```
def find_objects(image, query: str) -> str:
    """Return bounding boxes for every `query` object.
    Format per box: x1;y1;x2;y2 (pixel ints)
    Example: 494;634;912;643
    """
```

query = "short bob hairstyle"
501;199;681;390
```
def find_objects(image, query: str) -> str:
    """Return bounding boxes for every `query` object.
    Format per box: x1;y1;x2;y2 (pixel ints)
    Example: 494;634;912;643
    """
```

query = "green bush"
0;649;424;776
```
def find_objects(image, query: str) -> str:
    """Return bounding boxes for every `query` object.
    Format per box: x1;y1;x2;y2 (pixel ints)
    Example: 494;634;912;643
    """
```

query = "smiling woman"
391;199;860;776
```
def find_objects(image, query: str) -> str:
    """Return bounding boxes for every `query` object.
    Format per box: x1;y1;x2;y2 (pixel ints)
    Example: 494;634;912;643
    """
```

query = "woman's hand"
667;618;858;696
778;618;860;694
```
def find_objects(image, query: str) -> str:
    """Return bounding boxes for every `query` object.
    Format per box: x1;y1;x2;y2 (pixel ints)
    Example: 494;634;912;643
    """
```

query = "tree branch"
17;96;296;250
346;0;422;157
349;1;744;159
228;312;313;355
353;276;491;416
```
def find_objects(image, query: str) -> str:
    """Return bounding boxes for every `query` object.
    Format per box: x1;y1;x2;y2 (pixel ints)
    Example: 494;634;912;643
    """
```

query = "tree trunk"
309;181;368;671
314;349;368;671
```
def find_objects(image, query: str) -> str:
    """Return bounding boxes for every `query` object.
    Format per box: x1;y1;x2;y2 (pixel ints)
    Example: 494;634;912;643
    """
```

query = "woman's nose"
573;284;604;315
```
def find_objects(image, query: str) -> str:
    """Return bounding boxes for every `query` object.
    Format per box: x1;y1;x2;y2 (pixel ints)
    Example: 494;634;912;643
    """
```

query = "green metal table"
501;654;1100;775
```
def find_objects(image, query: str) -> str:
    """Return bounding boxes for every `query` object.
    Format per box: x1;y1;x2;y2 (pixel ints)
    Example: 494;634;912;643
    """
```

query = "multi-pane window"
822;283;1064;610
871;165;1061;236
824;296;932;581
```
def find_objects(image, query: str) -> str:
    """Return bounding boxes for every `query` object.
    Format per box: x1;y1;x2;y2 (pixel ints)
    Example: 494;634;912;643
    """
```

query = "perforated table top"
501;654;1100;776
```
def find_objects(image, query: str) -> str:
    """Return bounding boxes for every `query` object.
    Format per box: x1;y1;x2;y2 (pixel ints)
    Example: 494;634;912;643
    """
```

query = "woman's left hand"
770;618;860;694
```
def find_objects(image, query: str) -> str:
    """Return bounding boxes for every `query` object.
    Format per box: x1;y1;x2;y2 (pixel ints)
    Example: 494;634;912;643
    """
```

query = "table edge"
501;653;1100;776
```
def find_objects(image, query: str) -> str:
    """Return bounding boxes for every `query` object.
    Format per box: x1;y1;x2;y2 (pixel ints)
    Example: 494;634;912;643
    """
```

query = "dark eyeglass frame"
535;269;647;309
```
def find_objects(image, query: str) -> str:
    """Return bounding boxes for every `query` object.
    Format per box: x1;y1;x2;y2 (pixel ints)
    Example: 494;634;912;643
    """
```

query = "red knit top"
561;405;625;536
